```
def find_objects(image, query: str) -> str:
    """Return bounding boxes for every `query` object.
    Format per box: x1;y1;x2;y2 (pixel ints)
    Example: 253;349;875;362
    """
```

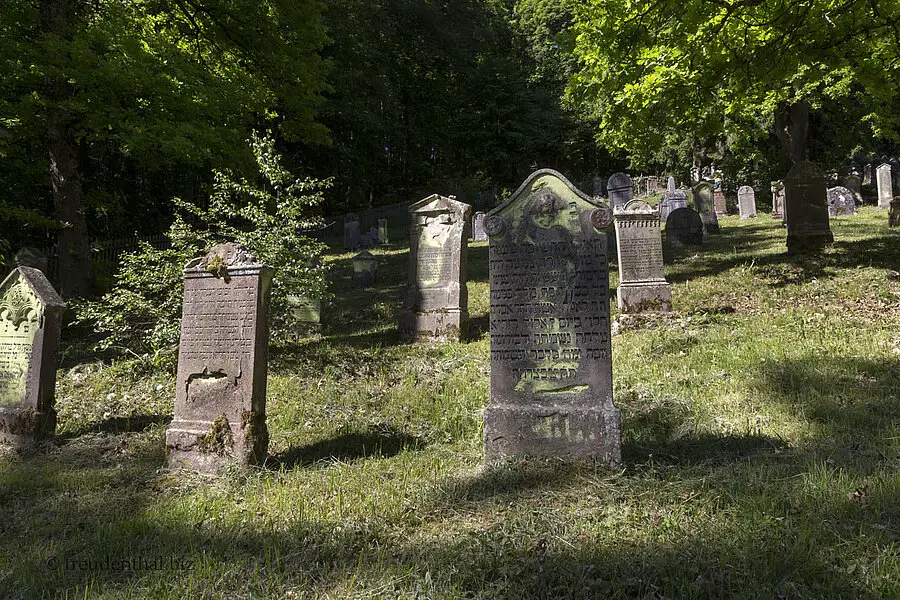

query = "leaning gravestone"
0;267;65;446
890;198;900;227
692;181;720;234
483;169;620;465
614;200;672;312
399;194;471;342
344;218;361;250
784;161;834;253
658;190;687;222
472;211;488;242
166;244;272;471
351;250;377;288
738;186;757;219
378;219;389;244
826;186;857;216
664;207;704;250
607;172;634;210
714;188;727;215
877;164;893;209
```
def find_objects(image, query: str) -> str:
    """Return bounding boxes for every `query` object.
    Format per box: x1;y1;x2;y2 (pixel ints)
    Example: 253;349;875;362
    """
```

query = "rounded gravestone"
826;186;857;216
737;186;757;219
607;172;634;210
664;207;704;249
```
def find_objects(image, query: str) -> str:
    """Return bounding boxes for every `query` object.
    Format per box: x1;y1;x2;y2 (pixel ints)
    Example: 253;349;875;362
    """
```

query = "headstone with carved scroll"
399;194;471;342
614;200;672;312
166;243;273;471
483;169;620;465
0;267;65;446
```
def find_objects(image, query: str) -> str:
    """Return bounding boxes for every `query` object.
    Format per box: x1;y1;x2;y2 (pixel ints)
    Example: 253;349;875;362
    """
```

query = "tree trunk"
775;99;810;164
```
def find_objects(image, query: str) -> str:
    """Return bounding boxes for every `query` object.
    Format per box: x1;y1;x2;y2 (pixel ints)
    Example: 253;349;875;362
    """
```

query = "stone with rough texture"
877;164;893;209
664;208;704;249
692;181;720;234
890;198;900;227
738;186;757;219
0;267;65;446
344;219;360;249
472;211;488;242
166;243;272;471
351;251;377;288
614;200;672;313
784;161;834;253
607;172;633;210
484;169;620;465
826;186;857;216
399;194;471;342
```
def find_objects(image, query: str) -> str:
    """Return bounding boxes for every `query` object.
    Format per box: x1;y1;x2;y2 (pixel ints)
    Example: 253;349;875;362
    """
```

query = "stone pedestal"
738;186;757;219
399;194;471;342
614;200;672;312
166;244;272;471
0;267;66;446
692;181;719;234
351;251;377;287
784;162;834;254
484;169;620;465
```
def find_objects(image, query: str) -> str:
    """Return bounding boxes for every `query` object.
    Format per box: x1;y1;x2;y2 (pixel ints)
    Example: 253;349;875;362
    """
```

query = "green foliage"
75;133;331;359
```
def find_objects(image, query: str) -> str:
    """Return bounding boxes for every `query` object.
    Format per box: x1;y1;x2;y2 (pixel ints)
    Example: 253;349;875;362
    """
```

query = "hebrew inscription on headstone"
484;169;620;465
738;186;757;219
614;200;672;312
166;243;273;471
0;267;66;446
784;161;834;254
399;194;471;342
692;181;720;234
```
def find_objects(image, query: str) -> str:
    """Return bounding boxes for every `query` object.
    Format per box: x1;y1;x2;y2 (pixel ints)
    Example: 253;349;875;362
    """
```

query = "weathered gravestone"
664;207;704;250
286;296;321;338
714;188;727;215
658;190;688;223
738;186;757;219
378;219;389;244
692;181;720;234
614;200;672;312
877;164;893;209
890;198;900;228
863;164;873;186
351;250;377;288
843;173;862;202
165;244;272;471
784;161;835;253
771;180;786;222
344;219;361;250
826;186;857;216
0;268;65;446
483;169;620;465
667;176;676;194
399;194;471;342
471;211;488;242
607;172;634;210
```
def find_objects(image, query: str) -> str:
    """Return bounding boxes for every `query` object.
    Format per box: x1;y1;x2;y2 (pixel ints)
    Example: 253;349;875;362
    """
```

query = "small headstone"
843;174;862;202
344;219;361;250
771;180;786;222
877;164;893;209
664;207;704;250
607;172;634;210
738;186;757;219
351;251;377;288
614;200;672;312
377;219;389;244
166;243;272;471
692;181;719;234
286;296;321;338
471;211;488;242
12;248;49;275
399;194;471;342
713;188;727;215
658;190;687;222
666;176;676;194
890;198;900;227
826;186;857;216
784;161;834;254
0;267;65;446
484;169;619;465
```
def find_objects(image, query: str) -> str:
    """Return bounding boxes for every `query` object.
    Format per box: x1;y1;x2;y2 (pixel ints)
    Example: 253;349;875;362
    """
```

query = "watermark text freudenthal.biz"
46;555;194;571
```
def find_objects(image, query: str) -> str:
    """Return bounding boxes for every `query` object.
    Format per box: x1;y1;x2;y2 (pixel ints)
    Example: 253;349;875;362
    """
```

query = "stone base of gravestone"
398;309;466;342
889;198;900;227
785;162;834;254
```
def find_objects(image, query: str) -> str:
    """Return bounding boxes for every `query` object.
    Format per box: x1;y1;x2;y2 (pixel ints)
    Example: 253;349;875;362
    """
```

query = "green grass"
2;208;899;598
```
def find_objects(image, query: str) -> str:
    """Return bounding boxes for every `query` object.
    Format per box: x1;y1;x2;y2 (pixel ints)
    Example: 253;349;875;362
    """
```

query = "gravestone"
351;250;377;287
826;186;857;216
166;244;272;471
12;248;49;275
658;190;687;222
614;200;672;312
692;181;720;234
664;207;704;250
472;211;488;242
399;194;471;342
484;168;619;465
344;219;360;250
378;219;389;244
863;164;873;186
607;172;634;210
771;180;786;222
667;176;676;194
877;164;893;209
784;161;834;254
843;174;862;202
286;296;321;338
738;186;757;219
713;188;727;215
0;267;65;446
890;198;900;228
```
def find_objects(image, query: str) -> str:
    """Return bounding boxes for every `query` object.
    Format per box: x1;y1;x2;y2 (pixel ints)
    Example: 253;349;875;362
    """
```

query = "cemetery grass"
3;208;900;599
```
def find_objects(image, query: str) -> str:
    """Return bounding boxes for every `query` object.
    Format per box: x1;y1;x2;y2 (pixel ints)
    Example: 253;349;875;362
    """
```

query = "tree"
0;0;328;296
568;0;900;170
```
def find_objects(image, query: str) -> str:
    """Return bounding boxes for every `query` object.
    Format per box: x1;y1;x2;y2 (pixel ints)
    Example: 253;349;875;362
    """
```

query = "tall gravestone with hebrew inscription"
614;200;672;312
166;243;272;471
738;186;757;219
607;172;633;210
399;194;471;342
692;181;720;234
483;169;620;465
784;161;834;254
877;164;893;209
0;268;65;445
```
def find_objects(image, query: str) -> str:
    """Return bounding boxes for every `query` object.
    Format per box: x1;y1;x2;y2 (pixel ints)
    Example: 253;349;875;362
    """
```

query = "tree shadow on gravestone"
269;424;424;469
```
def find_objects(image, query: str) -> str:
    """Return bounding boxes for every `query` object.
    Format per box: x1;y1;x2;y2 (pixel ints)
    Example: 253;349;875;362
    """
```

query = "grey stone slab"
738;186;757;219
877;164;893;209
658;191;687;222
484;169;620;466
613;200;671;313
785;161;834;253
667;176;676;194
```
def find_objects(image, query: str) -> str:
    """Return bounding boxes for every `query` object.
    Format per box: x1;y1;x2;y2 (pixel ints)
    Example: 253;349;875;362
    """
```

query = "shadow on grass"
58;414;172;440
270;426;425;469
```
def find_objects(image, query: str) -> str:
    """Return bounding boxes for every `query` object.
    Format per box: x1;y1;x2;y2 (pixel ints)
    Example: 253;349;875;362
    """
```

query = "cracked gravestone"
483;168;620;465
166;243;273;471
